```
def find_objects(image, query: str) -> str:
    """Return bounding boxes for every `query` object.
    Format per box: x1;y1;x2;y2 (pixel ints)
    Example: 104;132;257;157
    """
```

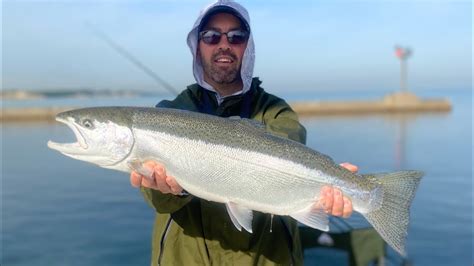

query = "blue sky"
2;0;472;94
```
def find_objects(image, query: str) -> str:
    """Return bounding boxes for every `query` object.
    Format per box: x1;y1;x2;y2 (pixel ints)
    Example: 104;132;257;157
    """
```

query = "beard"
201;51;241;84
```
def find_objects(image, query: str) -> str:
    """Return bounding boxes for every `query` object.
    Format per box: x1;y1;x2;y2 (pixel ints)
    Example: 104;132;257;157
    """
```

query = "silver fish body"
48;106;422;256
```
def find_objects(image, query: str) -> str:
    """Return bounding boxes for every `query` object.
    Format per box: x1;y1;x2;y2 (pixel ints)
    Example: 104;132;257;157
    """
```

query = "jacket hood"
187;0;255;102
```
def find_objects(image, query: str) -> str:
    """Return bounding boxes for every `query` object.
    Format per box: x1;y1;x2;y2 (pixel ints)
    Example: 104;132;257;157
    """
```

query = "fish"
47;106;423;256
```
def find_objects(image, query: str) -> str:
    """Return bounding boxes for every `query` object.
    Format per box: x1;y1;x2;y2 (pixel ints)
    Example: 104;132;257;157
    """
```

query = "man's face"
198;13;248;86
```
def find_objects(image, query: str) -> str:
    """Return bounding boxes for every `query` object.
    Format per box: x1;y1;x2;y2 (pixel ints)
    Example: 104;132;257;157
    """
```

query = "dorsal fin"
228;116;266;131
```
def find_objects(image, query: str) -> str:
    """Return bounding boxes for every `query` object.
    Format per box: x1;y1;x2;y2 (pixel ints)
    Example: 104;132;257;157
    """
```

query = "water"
2;89;472;265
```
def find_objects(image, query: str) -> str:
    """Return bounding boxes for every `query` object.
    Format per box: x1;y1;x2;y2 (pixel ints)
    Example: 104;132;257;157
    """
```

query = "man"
130;1;356;265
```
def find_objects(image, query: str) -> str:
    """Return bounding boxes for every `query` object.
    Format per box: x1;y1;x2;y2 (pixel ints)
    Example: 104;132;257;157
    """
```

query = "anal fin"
290;205;329;231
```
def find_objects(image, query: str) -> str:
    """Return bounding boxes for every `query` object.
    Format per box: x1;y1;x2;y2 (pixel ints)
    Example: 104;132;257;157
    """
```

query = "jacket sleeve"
263;102;307;145
141;187;193;214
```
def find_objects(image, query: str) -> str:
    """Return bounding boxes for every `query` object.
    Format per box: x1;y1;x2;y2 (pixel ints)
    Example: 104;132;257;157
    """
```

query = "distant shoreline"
0;92;451;123
1;88;162;100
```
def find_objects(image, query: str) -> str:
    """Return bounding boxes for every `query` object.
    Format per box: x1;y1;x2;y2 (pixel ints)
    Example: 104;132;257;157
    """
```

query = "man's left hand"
316;162;358;218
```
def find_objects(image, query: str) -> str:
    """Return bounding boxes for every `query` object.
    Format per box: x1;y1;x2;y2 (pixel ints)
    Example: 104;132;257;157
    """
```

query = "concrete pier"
1;92;452;122
1;107;75;122
290;92;451;116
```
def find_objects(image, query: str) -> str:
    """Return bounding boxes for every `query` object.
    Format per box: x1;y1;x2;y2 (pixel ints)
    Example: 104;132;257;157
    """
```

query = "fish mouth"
47;116;89;154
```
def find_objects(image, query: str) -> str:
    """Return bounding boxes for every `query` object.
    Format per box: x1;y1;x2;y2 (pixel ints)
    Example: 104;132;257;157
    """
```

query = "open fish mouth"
47;116;88;154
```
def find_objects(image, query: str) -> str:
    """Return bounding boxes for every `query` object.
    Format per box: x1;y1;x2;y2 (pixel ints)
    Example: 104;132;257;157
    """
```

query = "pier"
0;92;452;122
291;92;451;116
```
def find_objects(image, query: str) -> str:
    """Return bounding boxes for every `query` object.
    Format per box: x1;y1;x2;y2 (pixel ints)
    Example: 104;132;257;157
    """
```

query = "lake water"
2;89;472;265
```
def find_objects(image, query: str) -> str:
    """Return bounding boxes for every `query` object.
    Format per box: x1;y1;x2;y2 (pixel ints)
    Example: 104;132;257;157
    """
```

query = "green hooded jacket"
141;78;307;266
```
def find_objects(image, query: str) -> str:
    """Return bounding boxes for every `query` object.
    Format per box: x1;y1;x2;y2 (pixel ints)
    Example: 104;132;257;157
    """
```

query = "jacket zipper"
157;217;173;266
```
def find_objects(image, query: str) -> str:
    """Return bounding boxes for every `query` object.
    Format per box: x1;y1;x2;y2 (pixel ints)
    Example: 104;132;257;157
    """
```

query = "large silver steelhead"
47;106;423;256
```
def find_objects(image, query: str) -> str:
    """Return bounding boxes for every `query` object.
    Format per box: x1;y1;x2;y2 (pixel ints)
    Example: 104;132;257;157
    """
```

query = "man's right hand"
130;161;184;195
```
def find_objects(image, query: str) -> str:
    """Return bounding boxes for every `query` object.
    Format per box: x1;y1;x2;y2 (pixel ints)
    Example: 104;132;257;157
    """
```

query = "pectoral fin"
225;202;253;233
127;159;154;180
290;205;329;231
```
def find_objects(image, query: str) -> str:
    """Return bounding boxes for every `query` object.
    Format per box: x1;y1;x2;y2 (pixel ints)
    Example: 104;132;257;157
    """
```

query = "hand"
315;162;358;218
130;161;183;195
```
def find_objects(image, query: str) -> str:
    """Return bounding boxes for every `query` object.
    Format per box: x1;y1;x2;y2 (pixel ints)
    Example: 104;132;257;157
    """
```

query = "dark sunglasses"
199;29;249;45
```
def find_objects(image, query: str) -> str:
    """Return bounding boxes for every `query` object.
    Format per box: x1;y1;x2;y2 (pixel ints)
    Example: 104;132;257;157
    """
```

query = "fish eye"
82;119;94;129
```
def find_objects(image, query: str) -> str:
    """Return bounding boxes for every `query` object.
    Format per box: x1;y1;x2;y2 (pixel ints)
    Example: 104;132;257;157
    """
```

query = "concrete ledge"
1;92;452;122
290;92;451;116
1;107;75;122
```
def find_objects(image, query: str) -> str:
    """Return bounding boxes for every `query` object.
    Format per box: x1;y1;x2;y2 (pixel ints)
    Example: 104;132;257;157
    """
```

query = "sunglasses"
199;29;249;45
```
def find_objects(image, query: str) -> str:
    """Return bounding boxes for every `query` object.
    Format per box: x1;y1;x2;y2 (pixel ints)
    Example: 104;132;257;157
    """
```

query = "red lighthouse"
394;46;412;92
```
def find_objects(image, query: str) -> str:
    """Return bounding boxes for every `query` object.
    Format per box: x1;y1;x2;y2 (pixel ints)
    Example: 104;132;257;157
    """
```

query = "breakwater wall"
1;92;452;122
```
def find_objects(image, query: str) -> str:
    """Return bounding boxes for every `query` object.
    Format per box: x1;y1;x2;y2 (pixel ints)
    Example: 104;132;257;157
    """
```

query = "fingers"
153;164;172;193
340;162;358;173
318;186;353;218
166;176;183;195
320;186;334;213
331;188;344;216
130;161;183;195
130;171;143;188
342;197;352;218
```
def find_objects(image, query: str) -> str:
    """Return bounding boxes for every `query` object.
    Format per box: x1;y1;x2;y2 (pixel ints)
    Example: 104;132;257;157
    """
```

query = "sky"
1;0;472;95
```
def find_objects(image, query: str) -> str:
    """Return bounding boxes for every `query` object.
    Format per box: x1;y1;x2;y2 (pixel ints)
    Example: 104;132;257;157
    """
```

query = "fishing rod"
85;22;179;96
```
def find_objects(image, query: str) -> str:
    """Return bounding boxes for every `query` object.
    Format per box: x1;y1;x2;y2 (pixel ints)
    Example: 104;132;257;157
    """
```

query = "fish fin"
242;118;266;131
127;159;154;180
226;205;242;232
362;170;423;257
241;118;266;131
225;202;253;233
229;116;266;131
290;205;329;231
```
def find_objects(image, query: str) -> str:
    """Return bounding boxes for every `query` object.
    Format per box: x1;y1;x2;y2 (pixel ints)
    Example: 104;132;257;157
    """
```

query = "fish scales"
133;127;321;213
130;108;379;204
132;108;363;183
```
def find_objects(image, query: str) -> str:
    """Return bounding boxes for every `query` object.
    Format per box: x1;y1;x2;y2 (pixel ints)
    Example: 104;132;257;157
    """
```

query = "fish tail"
362;170;423;256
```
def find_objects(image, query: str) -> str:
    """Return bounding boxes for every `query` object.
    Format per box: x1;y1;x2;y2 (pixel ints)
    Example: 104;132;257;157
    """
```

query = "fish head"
47;107;134;167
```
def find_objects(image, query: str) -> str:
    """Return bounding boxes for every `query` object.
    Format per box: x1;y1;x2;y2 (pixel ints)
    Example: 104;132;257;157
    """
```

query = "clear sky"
2;0;472;94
